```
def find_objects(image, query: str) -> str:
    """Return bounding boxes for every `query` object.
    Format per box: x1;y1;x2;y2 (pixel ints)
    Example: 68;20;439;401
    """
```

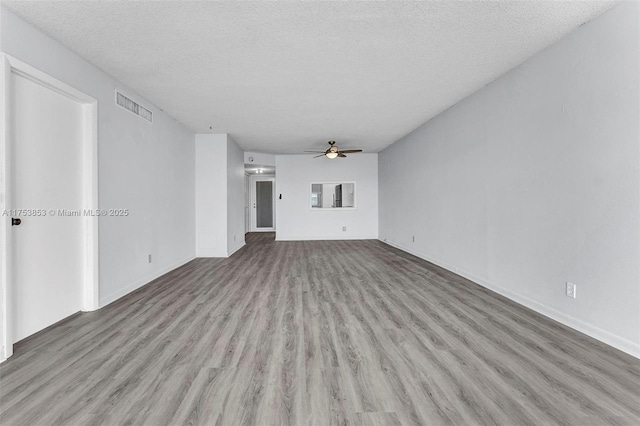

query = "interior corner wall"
378;2;639;357
227;136;246;255
195;134;228;257
1;7;196;308
275;154;378;240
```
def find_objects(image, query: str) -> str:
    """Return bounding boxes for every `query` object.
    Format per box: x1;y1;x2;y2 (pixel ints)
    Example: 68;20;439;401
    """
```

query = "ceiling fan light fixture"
307;140;362;159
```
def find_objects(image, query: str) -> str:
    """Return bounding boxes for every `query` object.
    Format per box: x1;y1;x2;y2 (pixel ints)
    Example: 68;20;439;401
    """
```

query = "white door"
250;176;275;232
11;72;84;341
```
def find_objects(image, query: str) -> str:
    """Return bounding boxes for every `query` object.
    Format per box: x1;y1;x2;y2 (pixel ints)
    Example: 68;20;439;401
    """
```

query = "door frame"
244;173;250;234
0;54;99;361
250;174;275;232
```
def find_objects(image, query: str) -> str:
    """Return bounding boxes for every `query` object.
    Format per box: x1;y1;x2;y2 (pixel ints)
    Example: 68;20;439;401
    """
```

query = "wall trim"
196;249;228;258
380;238;640;359
227;241;246;257
99;255;195;308
276;235;378;241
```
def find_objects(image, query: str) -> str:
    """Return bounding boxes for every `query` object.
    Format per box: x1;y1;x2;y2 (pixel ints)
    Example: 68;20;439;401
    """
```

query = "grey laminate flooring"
1;233;638;425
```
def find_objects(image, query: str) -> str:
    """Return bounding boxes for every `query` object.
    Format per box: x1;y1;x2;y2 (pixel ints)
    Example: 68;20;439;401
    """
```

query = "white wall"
1;8;196;308
195;134;228;257
227;136;246;255
379;1;639;357
195;133;245;257
244;151;275;167
343;184;355;208
322;184;334;209
276;154;378;240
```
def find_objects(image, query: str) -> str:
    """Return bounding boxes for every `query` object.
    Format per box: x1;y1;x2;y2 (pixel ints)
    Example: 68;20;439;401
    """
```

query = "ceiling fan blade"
338;149;362;154
313;154;326;158
304;150;326;153
338;153;347;158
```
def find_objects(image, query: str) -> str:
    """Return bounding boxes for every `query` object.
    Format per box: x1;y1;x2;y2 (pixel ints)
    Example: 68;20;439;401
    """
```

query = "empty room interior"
0;1;639;425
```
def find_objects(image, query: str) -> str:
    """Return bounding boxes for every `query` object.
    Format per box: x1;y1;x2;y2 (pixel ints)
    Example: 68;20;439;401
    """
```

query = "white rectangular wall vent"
115;91;153;123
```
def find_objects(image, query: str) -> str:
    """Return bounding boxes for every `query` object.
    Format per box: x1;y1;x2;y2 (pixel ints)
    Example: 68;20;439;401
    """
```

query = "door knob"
12;218;21;226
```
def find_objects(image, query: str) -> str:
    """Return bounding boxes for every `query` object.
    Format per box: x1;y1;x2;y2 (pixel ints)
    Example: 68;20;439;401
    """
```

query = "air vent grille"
116;91;152;123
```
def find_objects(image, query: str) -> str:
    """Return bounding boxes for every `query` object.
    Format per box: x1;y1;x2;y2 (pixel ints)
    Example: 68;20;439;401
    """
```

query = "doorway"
250;175;275;232
1;55;99;360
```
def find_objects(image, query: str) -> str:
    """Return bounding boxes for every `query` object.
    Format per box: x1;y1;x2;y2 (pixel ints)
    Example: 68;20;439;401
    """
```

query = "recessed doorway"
250;175;275;232
245;165;275;233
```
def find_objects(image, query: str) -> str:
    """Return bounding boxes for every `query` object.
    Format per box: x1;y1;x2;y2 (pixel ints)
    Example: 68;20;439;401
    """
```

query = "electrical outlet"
148;254;152;264
342;226;347;232
566;282;576;298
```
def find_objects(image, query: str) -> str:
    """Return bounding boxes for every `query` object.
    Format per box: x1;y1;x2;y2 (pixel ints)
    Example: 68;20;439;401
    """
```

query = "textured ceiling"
3;1;617;154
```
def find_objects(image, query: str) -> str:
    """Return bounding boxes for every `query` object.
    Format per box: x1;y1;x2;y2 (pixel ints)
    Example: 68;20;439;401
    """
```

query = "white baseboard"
380;239;640;359
196;248;227;258
276;235;378;241
197;242;246;258
99;255;196;308
227;241;246;257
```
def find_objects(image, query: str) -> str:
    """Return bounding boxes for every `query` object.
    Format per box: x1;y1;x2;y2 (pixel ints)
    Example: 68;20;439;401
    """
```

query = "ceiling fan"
304;141;363;159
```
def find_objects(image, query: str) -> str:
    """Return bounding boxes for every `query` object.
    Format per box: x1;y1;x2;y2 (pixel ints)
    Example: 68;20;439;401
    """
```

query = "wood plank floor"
1;232;638;425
